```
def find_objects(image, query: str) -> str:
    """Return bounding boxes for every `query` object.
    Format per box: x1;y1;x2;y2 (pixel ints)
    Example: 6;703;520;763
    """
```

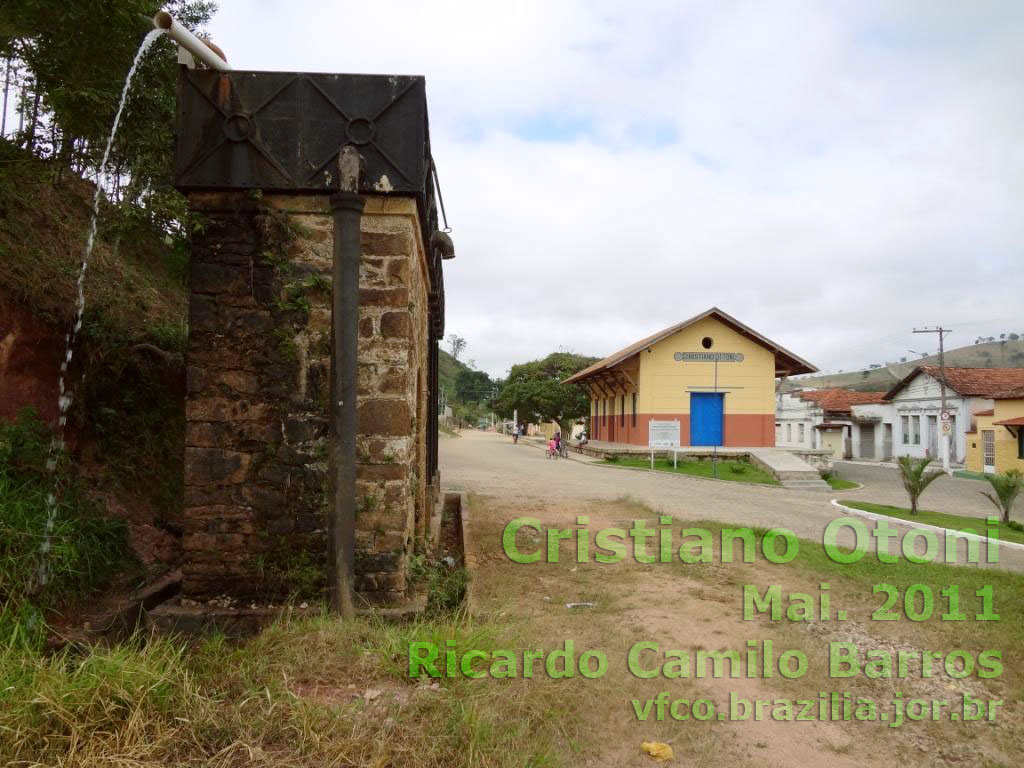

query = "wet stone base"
183;192;434;608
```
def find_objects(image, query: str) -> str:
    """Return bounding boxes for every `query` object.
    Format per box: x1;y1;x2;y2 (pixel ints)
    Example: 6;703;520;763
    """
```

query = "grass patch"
953;469;989;482
603;455;778;485
0;611;587;767
837;500;1024;545
819;475;860;493
781;524;1024;707
679;515;1024;703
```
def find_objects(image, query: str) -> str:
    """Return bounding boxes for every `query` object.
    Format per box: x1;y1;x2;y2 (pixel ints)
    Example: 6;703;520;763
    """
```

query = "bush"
0;409;135;648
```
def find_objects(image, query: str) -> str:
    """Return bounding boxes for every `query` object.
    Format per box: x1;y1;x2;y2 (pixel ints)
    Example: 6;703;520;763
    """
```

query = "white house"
775;390;819;450
848;401;895;461
868;366;1024;465
777;388;887;459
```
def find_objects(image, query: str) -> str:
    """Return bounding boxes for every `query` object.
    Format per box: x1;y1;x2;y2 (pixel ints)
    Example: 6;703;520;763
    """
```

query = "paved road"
834;461;1001;519
441;430;1024;573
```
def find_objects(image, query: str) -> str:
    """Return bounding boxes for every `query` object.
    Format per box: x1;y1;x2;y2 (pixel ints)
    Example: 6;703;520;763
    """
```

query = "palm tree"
980;469;1024;524
897;455;943;515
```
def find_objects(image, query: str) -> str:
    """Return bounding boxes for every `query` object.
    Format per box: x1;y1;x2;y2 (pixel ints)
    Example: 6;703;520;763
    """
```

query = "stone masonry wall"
183;192;431;606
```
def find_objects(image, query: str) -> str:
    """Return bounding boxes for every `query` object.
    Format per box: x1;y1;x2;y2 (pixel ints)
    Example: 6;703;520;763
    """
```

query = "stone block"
380;311;411;339
283;416;327;444
380;366;408;394
192;263;249;296
358;399;411;436
359;287;409;308
357;463;407;482
186;398;270;423
361;231;412;256
185;447;252;485
386;257;409;284
267;517;295;534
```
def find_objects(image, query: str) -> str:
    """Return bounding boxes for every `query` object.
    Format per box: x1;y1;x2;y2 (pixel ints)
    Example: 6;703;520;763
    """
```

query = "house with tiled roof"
776;388;886;459
867;366;1024;466
965;387;1024;474
564;307;816;447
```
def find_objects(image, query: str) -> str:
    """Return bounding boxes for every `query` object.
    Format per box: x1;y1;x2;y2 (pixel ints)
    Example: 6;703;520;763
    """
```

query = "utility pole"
913;326;952;474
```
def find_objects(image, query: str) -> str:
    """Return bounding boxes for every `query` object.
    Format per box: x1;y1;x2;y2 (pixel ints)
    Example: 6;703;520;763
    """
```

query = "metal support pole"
913;326;952;475
328;147;364;618
2;58;12;137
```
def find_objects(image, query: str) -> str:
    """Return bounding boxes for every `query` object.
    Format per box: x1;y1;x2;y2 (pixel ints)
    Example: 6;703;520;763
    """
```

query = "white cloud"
204;0;1024;378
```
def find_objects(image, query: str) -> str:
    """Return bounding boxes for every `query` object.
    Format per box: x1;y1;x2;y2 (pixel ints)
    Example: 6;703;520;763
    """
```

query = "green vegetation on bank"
820;471;858;490
837;500;1024;546
954;469;988;482
0;410;136;648
604;455;779;485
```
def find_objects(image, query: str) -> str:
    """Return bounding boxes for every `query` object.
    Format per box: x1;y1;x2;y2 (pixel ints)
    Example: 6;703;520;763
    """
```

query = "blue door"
690;392;724;446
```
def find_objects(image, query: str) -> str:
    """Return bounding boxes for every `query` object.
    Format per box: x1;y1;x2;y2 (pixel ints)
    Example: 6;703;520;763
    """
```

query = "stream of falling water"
36;28;166;591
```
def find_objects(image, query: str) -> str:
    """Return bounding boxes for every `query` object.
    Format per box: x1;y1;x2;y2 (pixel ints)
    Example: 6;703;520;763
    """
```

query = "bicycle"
558;441;569;459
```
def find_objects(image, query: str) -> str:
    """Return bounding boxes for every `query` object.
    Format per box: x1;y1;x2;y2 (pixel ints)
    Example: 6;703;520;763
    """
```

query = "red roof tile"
975;409;994;417
797;388;887;414
885;367;1024;400
993;387;1024;400
563;307;817;385
993;416;1024;427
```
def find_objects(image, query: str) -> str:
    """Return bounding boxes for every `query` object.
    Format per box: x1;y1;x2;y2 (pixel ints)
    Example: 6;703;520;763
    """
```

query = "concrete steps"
748;449;833;492
779;477;833;492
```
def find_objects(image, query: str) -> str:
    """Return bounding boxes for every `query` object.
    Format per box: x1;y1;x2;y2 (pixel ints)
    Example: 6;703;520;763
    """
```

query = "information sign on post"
649;420;681;448
648;419;681;469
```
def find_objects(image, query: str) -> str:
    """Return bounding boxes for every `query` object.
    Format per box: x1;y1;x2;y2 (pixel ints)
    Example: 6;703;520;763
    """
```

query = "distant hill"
438;349;473;402
786;339;1024;392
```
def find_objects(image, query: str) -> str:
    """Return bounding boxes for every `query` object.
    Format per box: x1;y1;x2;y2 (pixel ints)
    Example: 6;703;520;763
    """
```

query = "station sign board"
673;352;745;363
649;419;681;448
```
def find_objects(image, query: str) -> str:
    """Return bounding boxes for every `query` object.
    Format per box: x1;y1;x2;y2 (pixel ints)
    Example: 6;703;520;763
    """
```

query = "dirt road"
443;431;1022;767
442;431;1024;573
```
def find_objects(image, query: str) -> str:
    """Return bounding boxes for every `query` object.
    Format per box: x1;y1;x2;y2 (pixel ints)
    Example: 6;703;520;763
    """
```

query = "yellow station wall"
590;316;777;446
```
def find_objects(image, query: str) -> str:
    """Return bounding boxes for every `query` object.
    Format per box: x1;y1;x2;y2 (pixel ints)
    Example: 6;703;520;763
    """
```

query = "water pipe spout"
153;10;230;71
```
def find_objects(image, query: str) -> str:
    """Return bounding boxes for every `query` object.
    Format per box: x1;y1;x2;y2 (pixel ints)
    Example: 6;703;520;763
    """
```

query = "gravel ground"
441;430;1024;573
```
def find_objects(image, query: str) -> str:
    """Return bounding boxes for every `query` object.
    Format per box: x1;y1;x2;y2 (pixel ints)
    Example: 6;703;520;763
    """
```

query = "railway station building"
564;307;817;447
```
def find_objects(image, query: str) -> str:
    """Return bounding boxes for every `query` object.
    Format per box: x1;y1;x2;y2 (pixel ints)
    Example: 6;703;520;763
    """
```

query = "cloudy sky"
204;0;1024;380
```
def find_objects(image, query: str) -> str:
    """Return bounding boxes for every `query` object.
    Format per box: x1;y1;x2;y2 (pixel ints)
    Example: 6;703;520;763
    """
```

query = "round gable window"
701;337;714;349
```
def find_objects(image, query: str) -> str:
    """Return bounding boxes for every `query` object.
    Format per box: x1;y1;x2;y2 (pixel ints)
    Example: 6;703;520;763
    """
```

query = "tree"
454;368;493;404
1;2;214;218
447;334;466;360
980;469;1024;524
493;352;597;437
897;455;943;515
